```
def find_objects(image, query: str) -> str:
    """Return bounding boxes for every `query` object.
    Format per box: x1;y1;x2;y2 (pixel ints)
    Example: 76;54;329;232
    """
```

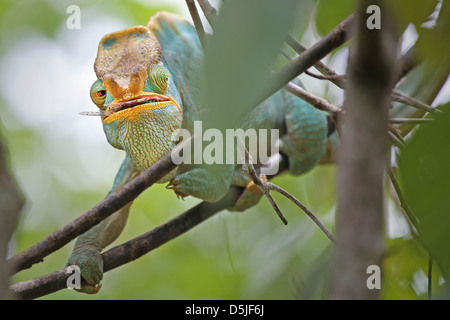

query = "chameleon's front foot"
66;246;103;294
167;166;234;203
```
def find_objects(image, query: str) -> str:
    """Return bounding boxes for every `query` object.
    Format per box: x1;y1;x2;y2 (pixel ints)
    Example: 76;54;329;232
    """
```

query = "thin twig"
286;34;347;89
287;34;417;87
267;16;353;104
305;70;346;82
242;148;288;225
242;148;336;242
388;126;406;146
389;118;434;124
285;82;341;115
185;0;207;48
388;131;403;148
279;49;293;62
286;34;436;119
197;0;219;28
386;164;419;230
265;182;336;243
397;45;417;82
392;89;442;115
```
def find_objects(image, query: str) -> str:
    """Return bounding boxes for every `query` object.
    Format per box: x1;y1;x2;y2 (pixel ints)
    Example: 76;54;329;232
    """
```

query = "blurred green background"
2;0;449;299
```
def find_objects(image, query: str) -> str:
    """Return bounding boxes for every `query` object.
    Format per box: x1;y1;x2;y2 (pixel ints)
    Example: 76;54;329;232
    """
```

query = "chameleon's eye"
147;64;169;94
90;79;108;109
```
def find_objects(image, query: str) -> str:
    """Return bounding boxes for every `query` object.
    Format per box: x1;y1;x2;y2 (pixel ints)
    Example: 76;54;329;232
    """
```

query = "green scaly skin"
67;12;330;293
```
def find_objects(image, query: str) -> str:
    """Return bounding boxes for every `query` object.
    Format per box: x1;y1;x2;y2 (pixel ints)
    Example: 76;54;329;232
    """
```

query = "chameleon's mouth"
109;93;174;113
103;93;180;122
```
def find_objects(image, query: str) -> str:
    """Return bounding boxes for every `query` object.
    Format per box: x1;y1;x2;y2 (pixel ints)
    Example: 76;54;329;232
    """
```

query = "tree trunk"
330;0;398;299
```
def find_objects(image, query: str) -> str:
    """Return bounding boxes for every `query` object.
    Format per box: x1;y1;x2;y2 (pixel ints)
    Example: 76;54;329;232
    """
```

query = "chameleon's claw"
166;181;189;199
74;280;102;294
166;168;231;203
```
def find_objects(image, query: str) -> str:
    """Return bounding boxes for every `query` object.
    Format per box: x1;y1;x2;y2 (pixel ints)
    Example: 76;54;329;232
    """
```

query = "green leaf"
1;0;64;38
388;0;439;32
382;238;434;299
415;0;450;72
398;103;450;280
315;0;354;36
201;0;300;132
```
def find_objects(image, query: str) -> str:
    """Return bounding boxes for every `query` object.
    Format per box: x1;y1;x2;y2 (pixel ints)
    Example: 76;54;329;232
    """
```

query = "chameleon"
67;12;333;294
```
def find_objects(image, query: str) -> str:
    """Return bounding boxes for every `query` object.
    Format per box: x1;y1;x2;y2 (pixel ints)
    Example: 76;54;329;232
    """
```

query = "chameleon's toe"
166;179;189;199
67;247;104;294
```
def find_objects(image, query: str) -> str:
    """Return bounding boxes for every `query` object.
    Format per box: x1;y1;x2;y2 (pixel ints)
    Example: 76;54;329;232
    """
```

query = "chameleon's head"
90;26;183;171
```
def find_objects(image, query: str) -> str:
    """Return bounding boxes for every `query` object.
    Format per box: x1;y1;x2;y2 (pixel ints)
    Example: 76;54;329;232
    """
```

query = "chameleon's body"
68;12;330;293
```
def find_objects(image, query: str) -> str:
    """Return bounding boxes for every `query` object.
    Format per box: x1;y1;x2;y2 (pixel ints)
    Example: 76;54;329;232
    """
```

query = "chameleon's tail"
319;115;339;165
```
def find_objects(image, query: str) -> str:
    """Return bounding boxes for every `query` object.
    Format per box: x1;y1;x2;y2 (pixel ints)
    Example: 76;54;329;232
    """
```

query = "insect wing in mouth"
79;111;102;116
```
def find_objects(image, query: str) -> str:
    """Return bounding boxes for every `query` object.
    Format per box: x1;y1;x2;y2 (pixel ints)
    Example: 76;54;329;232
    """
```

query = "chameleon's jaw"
102;92;180;124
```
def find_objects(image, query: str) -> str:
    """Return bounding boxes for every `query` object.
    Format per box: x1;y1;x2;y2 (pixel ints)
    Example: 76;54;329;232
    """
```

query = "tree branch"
286;34;347;89
197;0;219;28
0;126;26;299
279;48;342;115
286;33;439;119
10;155;295;299
7;152;177;274
391;89;442;115
185;0;207;48
267;16;353;102
10;186;242;300
285;82;341;115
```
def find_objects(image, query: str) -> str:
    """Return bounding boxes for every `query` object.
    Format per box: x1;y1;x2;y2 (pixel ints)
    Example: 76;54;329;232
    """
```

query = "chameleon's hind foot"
228;179;264;212
66;246;103;294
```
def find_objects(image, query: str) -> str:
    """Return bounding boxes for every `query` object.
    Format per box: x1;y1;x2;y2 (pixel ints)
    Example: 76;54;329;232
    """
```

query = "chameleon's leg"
229;89;329;211
168;163;235;202
278;89;328;176
67;155;138;294
227;168;264;212
227;95;284;212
